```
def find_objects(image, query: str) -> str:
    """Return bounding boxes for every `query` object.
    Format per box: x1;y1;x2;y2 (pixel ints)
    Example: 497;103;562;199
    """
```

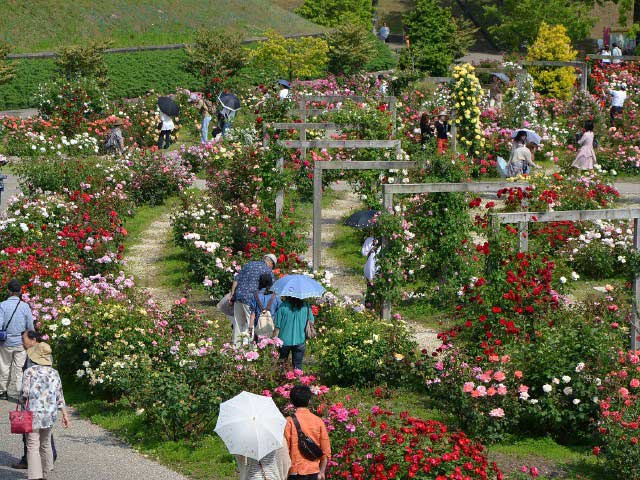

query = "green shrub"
314;305;417;387
297;0;371;27
56;42;109;86
364;40;397;72
0;50;201;110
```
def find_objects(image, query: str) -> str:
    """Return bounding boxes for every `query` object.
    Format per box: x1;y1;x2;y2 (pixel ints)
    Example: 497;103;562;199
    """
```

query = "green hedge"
0;42;396;110
0;50;201;110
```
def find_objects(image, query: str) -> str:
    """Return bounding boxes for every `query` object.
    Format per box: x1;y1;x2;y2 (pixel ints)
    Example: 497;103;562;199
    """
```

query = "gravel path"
0;400;187;480
0;174;20;216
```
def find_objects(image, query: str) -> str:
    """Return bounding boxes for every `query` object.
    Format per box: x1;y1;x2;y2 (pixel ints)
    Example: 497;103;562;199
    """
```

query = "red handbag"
10;402;33;434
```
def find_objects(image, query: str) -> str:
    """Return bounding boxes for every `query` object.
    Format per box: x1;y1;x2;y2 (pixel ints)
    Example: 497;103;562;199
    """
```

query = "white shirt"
362;237;379;282
278;88;289;100
159;112;174;131
612;47;622;63
610;89;627;107
602;50;611;63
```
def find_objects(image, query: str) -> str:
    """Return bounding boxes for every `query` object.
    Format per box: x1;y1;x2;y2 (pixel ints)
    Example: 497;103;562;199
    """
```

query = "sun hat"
111;117;125;127
263;254;278;266
27;342;53;366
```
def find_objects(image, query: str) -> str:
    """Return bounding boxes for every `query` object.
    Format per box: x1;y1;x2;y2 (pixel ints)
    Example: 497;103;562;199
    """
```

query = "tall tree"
328;23;376;75
56;42;109;86
297;0;372;27
399;0;475;76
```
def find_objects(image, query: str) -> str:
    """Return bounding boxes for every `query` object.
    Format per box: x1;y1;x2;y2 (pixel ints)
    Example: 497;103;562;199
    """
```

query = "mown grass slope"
0;0;323;52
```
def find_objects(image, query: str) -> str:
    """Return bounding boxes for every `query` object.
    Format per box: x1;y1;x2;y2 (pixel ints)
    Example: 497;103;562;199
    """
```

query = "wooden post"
389;96;397;138
581;62;589;92
312;164;323;271
632;218;640;351
518;221;529;252
275;156;284;219
450;110;457;153
299;99;308;162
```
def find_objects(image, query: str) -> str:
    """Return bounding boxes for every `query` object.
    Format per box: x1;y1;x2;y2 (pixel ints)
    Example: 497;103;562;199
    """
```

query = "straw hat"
436;110;449;119
27;342;52;366
111;117;125;127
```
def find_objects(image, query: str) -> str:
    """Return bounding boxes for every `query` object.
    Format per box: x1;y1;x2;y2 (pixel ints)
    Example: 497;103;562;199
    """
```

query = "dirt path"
314;185;441;352
124;212;177;309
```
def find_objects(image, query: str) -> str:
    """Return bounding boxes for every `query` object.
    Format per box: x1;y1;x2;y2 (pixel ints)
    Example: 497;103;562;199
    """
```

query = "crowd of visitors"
227;256;316;371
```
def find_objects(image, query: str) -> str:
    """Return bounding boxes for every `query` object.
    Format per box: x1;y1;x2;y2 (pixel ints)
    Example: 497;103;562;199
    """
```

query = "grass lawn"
1;0;323;52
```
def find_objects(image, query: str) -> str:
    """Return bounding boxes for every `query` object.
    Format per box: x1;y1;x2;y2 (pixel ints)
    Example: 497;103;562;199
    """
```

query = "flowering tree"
452;63;485;155
527;23;578;100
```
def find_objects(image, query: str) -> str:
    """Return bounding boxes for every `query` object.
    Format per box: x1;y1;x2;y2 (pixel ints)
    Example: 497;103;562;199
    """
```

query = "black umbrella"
218;93;241;111
344;210;379;229
158;96;179;117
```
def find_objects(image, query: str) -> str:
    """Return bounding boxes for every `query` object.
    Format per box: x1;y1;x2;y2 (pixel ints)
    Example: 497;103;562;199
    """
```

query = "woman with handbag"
273;297;314;371
20;343;69;480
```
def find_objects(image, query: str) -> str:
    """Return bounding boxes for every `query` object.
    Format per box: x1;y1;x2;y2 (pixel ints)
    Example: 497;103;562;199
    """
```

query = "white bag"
254;293;276;338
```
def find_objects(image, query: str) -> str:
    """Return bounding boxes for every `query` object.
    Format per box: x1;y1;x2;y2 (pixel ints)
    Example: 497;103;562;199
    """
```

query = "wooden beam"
521;60;586;68
269;122;337;130
280;139;401;149
301;95;396;103
492;208;640;224
317;161;418;170
312;165;323;271
423;76;453;83
633;218;640;351
589;54;640;61
383;181;528;195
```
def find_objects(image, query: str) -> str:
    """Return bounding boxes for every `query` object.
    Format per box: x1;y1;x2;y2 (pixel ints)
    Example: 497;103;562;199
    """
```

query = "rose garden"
0;14;640;480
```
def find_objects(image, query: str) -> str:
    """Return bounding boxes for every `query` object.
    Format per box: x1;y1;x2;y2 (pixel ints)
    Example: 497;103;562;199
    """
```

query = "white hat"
263;254;278;266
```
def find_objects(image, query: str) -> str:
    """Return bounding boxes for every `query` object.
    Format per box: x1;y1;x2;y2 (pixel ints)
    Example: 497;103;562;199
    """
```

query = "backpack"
254;292;276;338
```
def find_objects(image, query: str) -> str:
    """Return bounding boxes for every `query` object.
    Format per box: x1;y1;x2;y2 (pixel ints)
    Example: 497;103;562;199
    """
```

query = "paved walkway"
0;174;19;216
0;400;187;480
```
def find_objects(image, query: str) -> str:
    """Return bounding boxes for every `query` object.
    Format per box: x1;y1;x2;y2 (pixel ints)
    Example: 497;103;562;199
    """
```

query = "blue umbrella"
491;72;510;83
278;79;291;88
271;274;325;299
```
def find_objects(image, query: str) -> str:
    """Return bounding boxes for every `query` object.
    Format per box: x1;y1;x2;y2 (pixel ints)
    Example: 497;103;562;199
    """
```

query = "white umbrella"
214;391;286;460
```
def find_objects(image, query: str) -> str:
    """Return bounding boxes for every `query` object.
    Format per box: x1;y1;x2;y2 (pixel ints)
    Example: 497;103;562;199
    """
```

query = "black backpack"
291;414;323;461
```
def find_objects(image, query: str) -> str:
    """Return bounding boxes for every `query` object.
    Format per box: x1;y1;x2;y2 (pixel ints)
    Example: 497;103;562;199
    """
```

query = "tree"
0;43;15;86
297;0;372;27
184;30;246;93
399;0;475;76
250;31;329;81
526;23;577;100
328;23;376;75
55;42;109;86
482;0;594;51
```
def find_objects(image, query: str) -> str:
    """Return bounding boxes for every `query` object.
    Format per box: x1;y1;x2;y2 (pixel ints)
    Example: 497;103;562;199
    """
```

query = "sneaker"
11;462;27;470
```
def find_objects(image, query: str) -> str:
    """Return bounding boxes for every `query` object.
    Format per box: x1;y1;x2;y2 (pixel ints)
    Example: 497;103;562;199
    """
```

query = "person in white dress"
362;237;379;284
572;120;597;170
612;43;622;64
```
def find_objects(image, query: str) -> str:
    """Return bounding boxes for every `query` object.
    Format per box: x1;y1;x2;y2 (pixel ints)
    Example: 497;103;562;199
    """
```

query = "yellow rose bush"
451;63;485;156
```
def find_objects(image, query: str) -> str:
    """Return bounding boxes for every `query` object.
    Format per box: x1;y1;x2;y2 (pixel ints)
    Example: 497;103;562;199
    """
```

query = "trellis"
490;208;640;349
311;160;420;271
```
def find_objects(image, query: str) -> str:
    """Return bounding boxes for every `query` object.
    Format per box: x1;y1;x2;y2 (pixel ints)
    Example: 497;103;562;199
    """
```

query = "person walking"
236;443;291;480
104;117;125;154
192;93;214;144
601;45;611;64
21;342;70;480
11;330;57;471
229;255;277;346
434;112;450;154
572;120;597;170
609;84;627;126
612;43;622;64
378;22;390;42
273;297;313;371
157;110;174;149
506;131;539;177
0;279;34;400
419;112;434;149
284;385;331;480
250;273;281;340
